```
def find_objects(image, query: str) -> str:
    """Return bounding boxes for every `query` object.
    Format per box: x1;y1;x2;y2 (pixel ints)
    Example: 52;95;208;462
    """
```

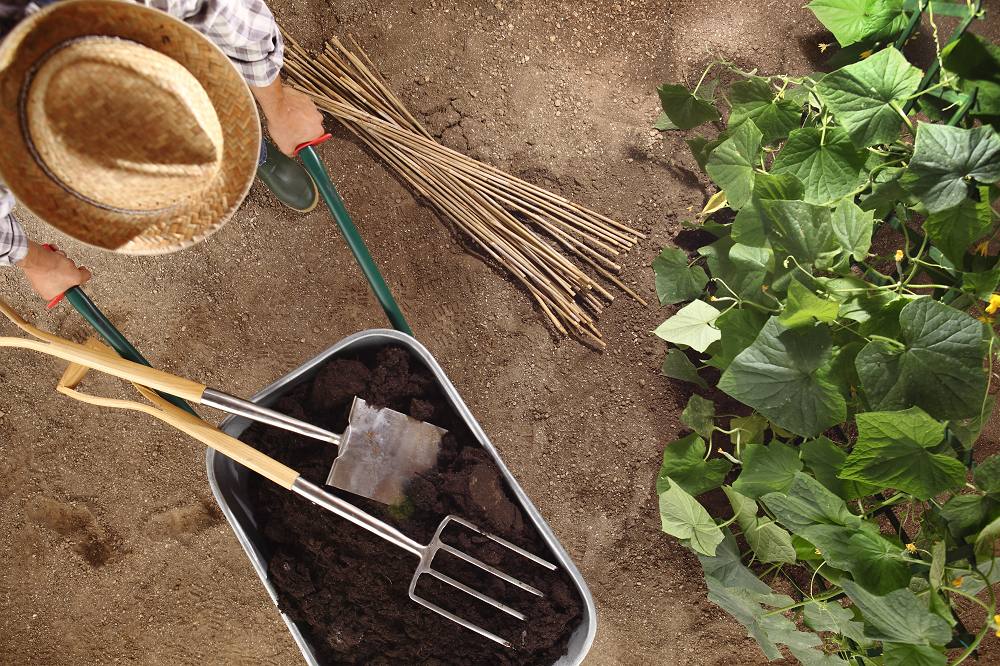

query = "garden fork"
49;339;557;647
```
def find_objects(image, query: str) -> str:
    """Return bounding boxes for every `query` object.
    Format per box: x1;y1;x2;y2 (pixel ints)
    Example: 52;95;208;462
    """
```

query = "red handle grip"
294;133;332;154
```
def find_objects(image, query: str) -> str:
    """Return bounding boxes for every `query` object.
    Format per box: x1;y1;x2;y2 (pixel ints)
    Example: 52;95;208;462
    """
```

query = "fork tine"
408;588;513;647
438;543;546;596
421;569;528;619
445;516;558;570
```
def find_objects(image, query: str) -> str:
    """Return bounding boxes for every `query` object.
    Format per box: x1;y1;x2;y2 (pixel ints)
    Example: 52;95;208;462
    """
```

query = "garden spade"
0;294;445;505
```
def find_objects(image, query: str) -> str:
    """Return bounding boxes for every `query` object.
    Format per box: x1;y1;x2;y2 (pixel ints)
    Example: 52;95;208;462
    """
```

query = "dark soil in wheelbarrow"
242;344;582;666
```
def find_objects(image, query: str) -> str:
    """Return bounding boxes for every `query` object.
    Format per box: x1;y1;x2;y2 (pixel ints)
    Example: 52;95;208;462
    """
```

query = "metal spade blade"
326;397;447;505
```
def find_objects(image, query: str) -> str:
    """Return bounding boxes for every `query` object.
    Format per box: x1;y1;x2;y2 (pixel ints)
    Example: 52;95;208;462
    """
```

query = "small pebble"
312;327;320;333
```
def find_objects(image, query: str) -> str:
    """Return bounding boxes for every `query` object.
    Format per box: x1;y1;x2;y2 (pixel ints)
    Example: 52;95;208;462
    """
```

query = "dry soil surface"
3;1;1000;665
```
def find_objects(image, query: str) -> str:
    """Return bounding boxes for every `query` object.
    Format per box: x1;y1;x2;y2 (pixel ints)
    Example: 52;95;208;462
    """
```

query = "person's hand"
249;78;325;157
15;240;91;301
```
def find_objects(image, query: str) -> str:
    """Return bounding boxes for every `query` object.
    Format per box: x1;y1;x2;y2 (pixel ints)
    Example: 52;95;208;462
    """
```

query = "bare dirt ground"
3;0;1000;664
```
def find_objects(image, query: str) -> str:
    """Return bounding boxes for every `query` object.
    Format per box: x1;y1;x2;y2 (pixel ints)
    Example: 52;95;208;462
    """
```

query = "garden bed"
240;344;583;666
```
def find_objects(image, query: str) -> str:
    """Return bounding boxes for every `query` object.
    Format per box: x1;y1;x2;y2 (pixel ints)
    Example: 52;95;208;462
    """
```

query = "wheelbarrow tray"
206;329;596;665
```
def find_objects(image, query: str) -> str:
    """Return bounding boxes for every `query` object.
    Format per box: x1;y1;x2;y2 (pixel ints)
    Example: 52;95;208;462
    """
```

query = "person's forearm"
248;76;287;121
248;78;325;156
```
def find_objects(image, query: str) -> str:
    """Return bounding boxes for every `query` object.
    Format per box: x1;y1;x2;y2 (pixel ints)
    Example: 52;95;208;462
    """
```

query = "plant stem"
761;588;844;616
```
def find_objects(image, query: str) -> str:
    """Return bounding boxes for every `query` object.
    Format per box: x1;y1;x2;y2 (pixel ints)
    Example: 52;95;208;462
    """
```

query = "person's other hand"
16;240;91;301
250;78;324;157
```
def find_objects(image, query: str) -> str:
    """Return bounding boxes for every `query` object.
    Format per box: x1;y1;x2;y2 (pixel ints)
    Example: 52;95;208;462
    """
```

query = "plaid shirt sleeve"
142;0;283;87
0;182;28;267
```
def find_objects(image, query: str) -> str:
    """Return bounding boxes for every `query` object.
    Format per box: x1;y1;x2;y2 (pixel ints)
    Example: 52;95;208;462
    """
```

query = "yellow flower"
994;613;1000;624
978;315;997;325
818;43;831;52
860;49;873;59
986;294;1000;314
762;285;769;292
710;295;718;302
976;240;990;256
953;577;963;587
895;249;904;261
815;549;821;555
905;543;917;553
717;448;724;454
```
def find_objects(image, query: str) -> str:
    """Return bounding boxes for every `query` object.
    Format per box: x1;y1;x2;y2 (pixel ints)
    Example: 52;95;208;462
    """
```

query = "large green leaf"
699;235;771;306
951;395;997;450
771;127;869;204
901;124;1000;214
939;493;999;541
941;33;1000;125
732;441;804;499
652;247;710;306
807;0;905;45
975;455;1000;494
660;349;709;389
698;528;774;594
657;83;721;130
681;394;715;440
719;318;846;438
760;200;842;270
840;407;965;500
717;307;769;366
975;515;1000;560
706;120;763;210
883;643;947;666
923;195;994;267
790;647;850;665
815;47;922;149
800;436;879;501
763;471;862;534
657;433;732;497
841;579;952;646
761;614;824;653
723;486;797;563
800;523;911;593
704;575;783;660
653;300;722;353
659;476;724;556
729;77;802;146
780;279;841;329
855;298;989;420
732;171;807;248
830;198;874;262
803;600;867;642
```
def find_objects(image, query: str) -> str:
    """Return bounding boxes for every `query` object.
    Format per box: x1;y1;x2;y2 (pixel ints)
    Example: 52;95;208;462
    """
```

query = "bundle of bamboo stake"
279;28;646;345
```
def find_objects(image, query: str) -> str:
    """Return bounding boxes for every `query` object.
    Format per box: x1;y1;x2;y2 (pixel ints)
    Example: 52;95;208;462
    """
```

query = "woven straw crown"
0;0;261;254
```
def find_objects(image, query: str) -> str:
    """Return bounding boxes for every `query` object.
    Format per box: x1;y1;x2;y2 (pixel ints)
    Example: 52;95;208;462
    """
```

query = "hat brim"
0;0;261;254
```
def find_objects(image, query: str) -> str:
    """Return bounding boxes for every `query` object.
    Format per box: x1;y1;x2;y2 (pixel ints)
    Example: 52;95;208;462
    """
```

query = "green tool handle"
61;286;200;417
297;143;413;336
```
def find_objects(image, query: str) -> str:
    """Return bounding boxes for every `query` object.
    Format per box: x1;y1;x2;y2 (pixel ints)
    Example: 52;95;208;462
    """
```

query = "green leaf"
800;436;879;501
763;471;862;534
659;476;724;556
652;247;710;306
800;523;911;593
840;579;952;646
771;127;870;204
939;493;999;541
902;124;1000;214
732;172;807;248
815;47;922;149
719;317;846;438
729;77;802;145
780;279;842;329
698;528;774;594
660;348;709;389
789;647;850;666
924;196;994;267
883;643;947;666
760;200;843;270
717;307;769;366
657;433;732;497
807;0;906;46
653;112;678;131
975;515;1000;560
803;600;867;642
831;198;874;262
723;486;797;564
815;341;864;402
855;298;989;421
840;407;966;500
699;235;771;306
706;120;763;210
657;83;721;130
860;166;916;217
704;575;783;660
681;394;715;440
696;77;721;102
950;395;996;450
975;455;1000;495
732;441;804;499
653;300;722;353
761;613;823;652
729;413;768;447
941;33;1000;124
963;265;1000;302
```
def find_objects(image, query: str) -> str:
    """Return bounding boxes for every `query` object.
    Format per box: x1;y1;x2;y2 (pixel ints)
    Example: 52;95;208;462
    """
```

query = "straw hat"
0;0;261;254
